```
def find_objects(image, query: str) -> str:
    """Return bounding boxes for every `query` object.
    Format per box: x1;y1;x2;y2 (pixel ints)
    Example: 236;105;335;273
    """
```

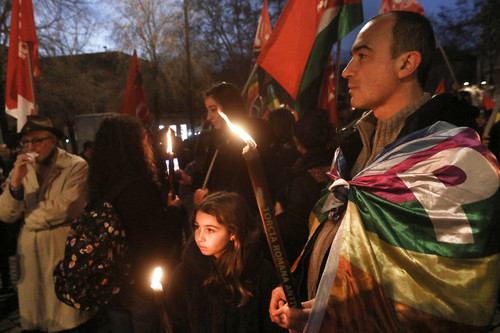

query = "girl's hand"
168;191;182;208
176;169;192;185
194;188;209;204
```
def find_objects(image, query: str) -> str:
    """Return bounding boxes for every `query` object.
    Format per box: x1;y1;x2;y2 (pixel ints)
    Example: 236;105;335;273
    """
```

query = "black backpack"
54;186;133;311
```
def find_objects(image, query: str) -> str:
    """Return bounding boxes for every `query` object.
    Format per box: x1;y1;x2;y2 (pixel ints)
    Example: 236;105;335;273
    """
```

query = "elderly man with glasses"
0;115;93;332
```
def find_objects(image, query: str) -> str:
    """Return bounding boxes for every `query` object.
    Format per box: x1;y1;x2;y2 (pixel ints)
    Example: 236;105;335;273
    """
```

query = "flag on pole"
120;50;151;125
257;0;363;118
318;53;338;126
380;0;425;15
253;0;272;54
246;73;260;110
6;0;40;132
435;78;445;93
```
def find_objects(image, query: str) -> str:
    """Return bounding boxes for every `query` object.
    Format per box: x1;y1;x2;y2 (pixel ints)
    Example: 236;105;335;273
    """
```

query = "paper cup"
26;152;39;162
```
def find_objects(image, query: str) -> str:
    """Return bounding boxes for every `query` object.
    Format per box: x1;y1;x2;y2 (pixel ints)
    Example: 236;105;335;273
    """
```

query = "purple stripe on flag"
350;127;498;204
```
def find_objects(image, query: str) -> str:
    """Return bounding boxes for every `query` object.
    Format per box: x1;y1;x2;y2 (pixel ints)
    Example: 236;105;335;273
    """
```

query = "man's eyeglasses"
20;136;52;147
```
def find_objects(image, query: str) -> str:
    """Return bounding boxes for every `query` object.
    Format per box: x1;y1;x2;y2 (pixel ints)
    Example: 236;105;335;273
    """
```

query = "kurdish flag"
306;122;500;332
257;0;363;118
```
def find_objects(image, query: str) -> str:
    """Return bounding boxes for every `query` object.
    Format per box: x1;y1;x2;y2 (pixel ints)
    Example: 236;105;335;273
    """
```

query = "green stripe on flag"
295;2;363;117
350;186;500;259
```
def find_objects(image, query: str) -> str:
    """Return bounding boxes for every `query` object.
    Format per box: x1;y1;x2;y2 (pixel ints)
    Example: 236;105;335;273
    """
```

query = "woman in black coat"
89;115;183;332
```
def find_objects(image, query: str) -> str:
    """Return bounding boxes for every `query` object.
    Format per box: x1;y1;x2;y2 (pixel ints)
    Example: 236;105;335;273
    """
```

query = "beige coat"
0;148;94;332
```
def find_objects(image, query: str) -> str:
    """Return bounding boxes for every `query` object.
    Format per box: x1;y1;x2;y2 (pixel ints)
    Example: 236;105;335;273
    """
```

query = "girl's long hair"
88;115;159;203
193;191;259;306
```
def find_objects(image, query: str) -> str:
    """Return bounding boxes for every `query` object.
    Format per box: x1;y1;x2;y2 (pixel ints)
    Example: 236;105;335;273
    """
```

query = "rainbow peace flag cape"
307;122;500;332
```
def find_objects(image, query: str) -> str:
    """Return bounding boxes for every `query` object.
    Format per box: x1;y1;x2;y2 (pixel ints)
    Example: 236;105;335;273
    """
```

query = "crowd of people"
0;10;499;333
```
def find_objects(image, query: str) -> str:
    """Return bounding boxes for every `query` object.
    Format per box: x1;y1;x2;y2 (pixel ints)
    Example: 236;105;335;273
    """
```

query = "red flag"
253;0;272;53
379;0;425;15
119;50;151;125
482;94;495;110
257;0;363;116
435;78;445;93
5;0;40;132
318;53;337;126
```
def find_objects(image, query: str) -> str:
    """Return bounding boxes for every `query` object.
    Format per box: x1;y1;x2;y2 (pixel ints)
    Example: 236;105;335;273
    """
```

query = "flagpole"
26;42;38;113
242;62;259;97
435;36;458;87
335;41;341;103
482;98;499;141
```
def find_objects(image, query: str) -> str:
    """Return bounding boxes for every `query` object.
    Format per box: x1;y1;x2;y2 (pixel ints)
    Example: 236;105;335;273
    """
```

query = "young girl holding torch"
166;191;286;332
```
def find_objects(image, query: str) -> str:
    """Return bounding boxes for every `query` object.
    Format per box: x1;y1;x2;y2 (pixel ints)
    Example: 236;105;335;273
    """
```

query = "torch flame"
218;111;257;147
151;266;163;291
166;128;173;154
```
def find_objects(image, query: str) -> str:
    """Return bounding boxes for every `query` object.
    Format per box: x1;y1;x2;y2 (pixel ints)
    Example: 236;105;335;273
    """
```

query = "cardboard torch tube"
242;144;301;308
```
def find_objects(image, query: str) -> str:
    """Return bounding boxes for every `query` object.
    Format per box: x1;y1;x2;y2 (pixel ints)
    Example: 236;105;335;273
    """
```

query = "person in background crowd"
0;143;19;295
274;109;335;263
487;119;500;161
166;191;286;333
270;11;498;332
89;115;183;333
0;115;93;332
474;108;489;138
79;140;93;162
267;106;300;173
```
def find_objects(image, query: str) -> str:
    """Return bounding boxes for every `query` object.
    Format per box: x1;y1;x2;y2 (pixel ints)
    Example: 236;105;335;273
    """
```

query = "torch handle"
243;147;301;308
154;291;172;333
202;149;219;190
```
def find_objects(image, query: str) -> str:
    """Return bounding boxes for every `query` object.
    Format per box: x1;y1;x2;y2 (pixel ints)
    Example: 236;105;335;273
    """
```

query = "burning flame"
218;111;257;147
166;128;173;154
151;267;163;291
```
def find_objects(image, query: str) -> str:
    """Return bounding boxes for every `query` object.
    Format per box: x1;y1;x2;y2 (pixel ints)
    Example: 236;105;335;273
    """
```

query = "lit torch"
151;267;172;332
166;128;176;197
218;111;300;308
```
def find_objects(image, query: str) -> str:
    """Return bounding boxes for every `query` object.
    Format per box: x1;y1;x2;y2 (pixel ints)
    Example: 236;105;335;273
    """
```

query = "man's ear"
397;51;421;80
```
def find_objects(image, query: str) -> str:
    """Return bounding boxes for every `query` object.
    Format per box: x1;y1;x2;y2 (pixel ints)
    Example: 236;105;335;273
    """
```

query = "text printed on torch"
262;207;294;291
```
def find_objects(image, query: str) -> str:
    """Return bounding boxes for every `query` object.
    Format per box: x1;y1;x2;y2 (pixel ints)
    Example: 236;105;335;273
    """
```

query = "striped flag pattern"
257;0;363;118
307;122;500;332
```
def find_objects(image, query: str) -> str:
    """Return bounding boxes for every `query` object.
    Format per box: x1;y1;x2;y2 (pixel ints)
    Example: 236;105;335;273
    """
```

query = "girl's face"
205;96;224;130
194;211;234;259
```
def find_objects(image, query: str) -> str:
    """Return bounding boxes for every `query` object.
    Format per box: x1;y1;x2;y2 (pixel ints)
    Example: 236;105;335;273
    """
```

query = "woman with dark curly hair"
89;114;182;332
166;191;285;333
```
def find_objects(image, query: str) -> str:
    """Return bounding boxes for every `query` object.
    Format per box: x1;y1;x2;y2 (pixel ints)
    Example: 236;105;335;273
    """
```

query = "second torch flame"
151;266;163;291
218;111;256;148
166;128;173;154
166;128;176;197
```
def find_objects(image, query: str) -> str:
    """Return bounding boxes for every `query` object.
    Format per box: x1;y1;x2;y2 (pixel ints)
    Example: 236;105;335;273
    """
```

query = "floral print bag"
53;199;132;311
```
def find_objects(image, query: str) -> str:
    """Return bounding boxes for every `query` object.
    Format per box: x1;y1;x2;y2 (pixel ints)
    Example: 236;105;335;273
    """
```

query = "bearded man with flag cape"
270;11;500;333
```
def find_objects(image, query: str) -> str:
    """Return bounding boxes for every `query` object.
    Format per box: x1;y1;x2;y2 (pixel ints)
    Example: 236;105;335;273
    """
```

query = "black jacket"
166;239;286;333
276;147;333;263
112;178;183;295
